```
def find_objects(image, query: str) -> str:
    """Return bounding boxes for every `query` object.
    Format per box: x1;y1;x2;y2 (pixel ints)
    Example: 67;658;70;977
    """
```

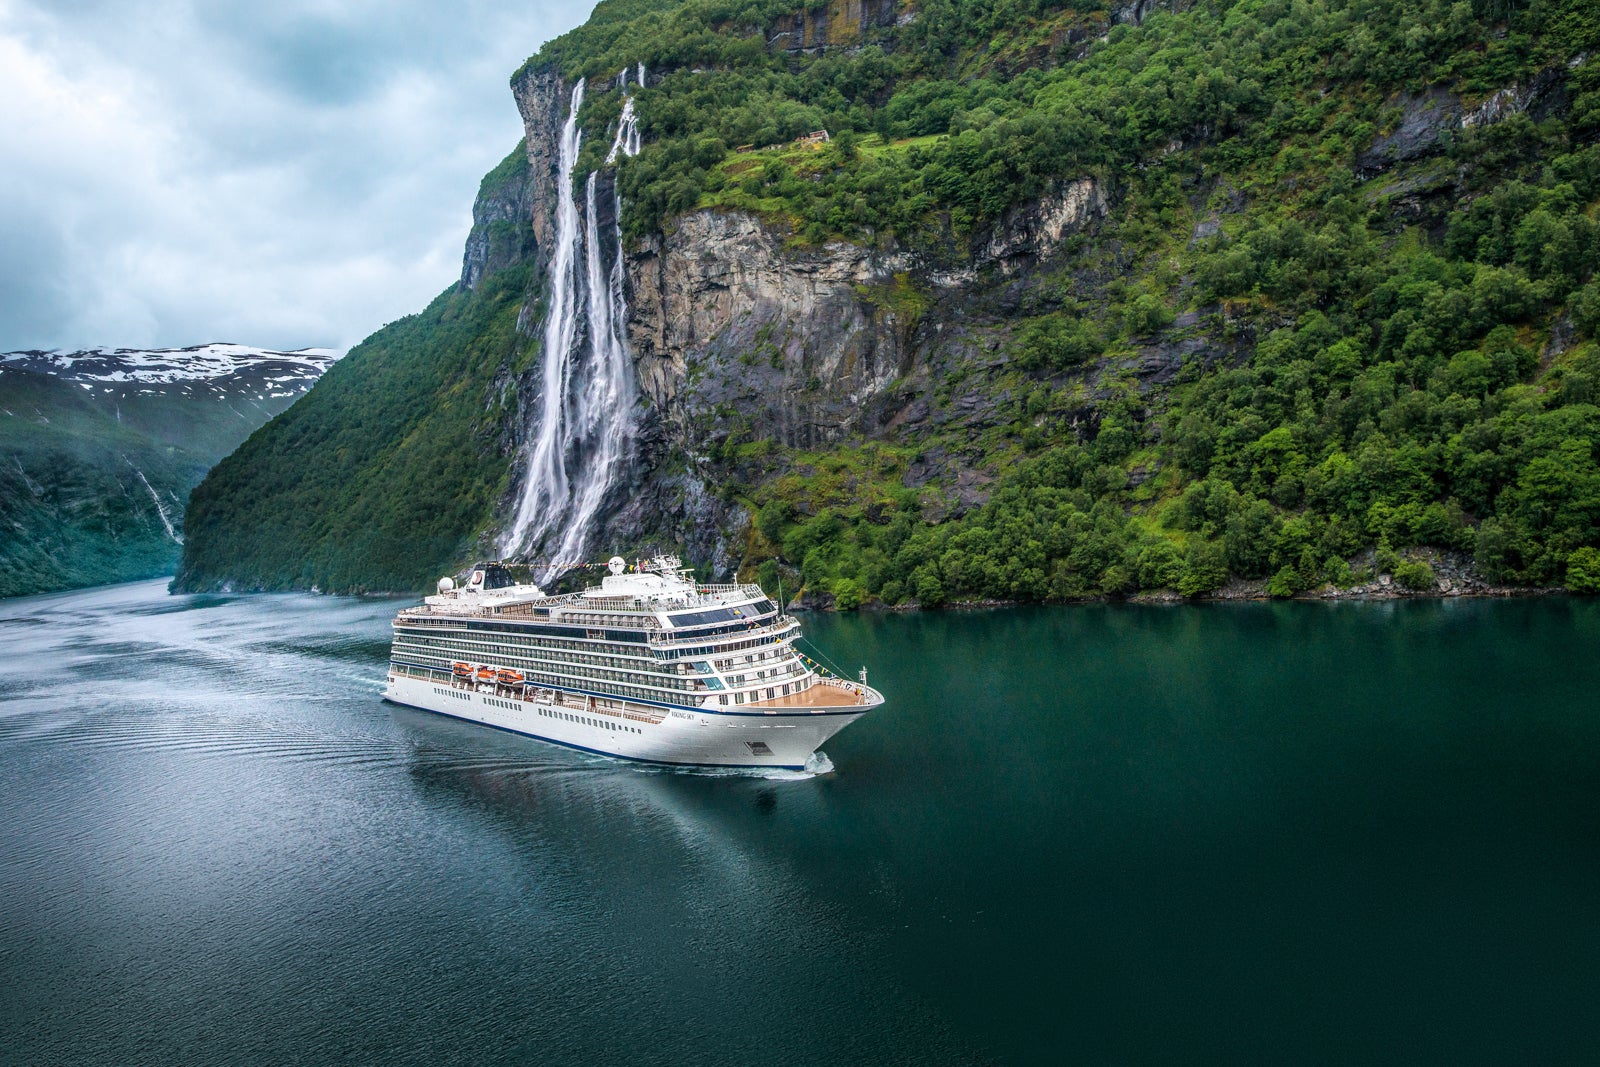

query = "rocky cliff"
489;56;1117;572
174;0;1600;600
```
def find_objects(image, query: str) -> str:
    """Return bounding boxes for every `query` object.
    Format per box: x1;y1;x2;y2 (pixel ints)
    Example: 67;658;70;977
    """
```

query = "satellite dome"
608;556;627;575
437;576;455;593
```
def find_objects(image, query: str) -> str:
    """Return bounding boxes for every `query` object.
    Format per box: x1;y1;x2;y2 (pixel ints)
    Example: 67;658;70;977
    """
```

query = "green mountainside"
177;0;1600;601
175;272;529;593
1;346;337;597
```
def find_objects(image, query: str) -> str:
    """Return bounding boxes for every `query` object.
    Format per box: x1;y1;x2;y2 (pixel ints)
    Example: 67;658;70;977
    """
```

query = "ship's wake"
640;750;836;782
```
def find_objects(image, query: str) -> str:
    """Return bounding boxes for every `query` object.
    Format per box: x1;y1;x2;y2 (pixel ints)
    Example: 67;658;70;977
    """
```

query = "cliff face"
627;178;1107;444
175;0;1600;599
488;67;1125;573
510;68;568;253
628;210;915;449
460;149;535;291
460;68;567;292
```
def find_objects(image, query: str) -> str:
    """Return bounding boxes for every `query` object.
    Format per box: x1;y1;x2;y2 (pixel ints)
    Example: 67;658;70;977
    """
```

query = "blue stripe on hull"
382;695;807;772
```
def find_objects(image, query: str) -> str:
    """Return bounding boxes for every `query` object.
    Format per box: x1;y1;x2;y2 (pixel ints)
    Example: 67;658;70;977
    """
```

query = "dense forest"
175;270;529;592
179;0;1600;602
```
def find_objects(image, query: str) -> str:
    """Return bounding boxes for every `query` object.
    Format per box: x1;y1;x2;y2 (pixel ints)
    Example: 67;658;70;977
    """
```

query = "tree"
1177;540;1228;597
1566;547;1600;593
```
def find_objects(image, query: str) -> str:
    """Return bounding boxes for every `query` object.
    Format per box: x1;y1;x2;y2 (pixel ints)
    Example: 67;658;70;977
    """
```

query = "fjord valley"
0;346;338;598
177;0;1600;604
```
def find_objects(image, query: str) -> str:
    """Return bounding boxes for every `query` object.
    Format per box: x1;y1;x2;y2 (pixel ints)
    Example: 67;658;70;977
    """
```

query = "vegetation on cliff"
1;351;333;600
175;269;530;592
179;0;1600;601
540;0;1599;602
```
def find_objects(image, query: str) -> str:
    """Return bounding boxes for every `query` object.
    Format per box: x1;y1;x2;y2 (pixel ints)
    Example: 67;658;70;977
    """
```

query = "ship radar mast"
639;554;690;583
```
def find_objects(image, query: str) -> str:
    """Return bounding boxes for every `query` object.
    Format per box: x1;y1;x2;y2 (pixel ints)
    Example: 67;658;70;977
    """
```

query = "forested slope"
1;346;335;598
177;0;1600;601
174;271;529;592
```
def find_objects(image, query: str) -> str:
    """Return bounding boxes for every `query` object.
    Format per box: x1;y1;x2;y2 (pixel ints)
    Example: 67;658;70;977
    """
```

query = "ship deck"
747;684;868;710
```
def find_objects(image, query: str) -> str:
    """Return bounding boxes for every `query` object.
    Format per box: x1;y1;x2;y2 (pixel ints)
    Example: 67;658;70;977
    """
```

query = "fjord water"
3;583;1597;1064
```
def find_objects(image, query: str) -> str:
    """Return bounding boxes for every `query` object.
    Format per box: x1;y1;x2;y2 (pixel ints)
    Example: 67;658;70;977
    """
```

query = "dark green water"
2;582;1597;1064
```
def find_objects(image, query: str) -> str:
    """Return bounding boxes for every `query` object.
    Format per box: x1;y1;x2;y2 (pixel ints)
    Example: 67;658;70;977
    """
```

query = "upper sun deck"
399;555;773;633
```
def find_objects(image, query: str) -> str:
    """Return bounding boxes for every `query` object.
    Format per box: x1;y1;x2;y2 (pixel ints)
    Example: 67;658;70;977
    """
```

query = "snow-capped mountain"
0;343;342;598
0;343;342;401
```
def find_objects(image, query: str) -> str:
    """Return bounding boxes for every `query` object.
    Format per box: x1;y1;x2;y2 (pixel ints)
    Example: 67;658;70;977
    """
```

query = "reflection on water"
2;581;1598;1064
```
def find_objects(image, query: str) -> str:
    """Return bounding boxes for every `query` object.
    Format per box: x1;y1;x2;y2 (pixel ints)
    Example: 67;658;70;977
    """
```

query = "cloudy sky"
0;0;586;353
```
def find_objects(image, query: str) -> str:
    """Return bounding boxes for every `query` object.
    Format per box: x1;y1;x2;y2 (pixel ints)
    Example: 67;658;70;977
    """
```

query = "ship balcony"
646;618;798;651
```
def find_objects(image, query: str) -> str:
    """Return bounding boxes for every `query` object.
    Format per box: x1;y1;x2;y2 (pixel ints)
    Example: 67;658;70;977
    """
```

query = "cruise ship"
384;556;882;770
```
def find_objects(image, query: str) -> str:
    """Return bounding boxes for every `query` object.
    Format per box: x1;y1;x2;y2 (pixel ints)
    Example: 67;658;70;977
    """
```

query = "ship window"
719;695;728;705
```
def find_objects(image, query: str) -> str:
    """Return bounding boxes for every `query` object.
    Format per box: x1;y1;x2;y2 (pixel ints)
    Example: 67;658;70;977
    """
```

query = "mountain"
177;0;1600;602
0;345;339;597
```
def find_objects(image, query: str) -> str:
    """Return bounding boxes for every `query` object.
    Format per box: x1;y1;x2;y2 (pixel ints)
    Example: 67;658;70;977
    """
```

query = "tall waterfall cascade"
503;68;645;577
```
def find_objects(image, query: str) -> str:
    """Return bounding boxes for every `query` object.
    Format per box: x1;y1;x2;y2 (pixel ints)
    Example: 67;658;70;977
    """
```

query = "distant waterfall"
503;70;645;577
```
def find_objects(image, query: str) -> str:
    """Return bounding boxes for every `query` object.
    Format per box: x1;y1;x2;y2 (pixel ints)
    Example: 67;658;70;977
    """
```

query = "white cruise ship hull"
383;673;865;770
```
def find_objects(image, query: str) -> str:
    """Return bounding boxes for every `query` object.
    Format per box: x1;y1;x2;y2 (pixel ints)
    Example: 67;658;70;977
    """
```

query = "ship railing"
695;583;759;595
818;674;870;705
645;617;798;650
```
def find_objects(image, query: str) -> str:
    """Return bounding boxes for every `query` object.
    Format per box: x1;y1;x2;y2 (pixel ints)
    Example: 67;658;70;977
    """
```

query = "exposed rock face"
498;66;1112;571
1460;66;1570;128
510;67;568;251
1357;87;1462;174
1356;70;1570;176
985;179;1107;266
460;148;535;291
1112;0;1188;25
768;0;900;51
627;210;915;449
626;177;1107;438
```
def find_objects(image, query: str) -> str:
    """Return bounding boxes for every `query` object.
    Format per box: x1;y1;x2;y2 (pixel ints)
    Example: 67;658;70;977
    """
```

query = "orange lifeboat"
451;662;471;677
475;666;495;682
497;668;524;686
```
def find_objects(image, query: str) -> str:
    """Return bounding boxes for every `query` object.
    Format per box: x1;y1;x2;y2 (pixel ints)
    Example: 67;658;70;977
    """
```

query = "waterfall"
503;70;645;578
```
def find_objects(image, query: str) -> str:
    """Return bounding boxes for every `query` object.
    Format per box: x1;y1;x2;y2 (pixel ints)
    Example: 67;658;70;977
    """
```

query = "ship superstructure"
384;556;881;769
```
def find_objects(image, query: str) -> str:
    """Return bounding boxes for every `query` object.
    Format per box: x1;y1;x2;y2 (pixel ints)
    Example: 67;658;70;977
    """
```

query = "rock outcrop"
627;210;915;449
984;179;1108;266
767;0;901;51
460;147;536;291
1356;69;1571;176
495;67;1113;571
510;67;570;252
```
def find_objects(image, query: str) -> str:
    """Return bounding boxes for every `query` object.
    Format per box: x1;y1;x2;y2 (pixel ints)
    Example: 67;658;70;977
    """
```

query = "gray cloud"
0;0;585;352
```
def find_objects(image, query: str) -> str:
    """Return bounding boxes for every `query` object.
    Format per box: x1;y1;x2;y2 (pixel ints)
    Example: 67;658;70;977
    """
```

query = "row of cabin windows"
401;630;711;672
396;634;672;680
399;631;786;686
538;707;642;734
405;624;793;669
656;628;795;660
395;648;697;698
398;647;695;694
396;637;807;698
